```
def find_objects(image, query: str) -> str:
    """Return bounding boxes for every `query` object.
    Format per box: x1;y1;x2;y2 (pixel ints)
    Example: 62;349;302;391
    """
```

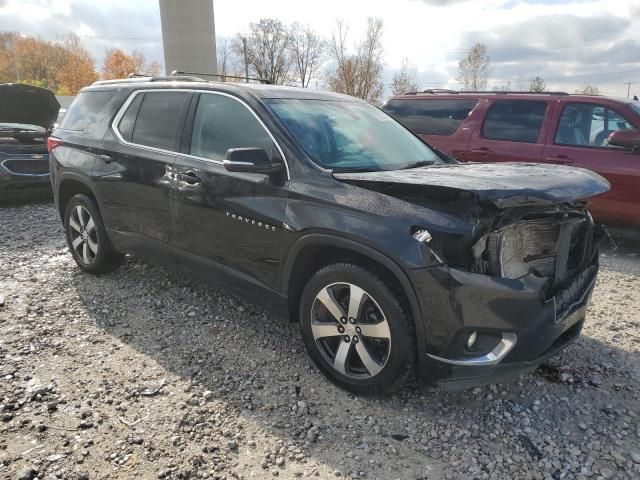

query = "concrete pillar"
158;0;217;77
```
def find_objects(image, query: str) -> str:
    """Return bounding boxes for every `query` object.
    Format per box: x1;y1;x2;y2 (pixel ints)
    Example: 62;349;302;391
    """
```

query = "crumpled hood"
333;162;610;209
0;83;60;129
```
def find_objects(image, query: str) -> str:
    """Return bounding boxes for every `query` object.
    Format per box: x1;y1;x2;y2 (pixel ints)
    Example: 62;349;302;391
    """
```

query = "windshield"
265;99;443;172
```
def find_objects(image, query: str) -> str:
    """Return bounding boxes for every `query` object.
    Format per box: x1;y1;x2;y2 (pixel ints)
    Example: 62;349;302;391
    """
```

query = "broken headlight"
412;228;475;268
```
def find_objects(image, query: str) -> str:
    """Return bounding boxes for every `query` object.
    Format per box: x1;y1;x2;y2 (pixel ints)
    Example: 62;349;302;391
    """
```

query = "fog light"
467;331;478;348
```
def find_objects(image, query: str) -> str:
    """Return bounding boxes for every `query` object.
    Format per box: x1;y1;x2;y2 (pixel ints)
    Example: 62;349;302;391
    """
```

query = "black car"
0;83;60;201
49;76;609;394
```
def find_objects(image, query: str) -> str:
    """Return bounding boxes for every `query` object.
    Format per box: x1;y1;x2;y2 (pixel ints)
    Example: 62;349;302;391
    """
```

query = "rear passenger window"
60;90;116;132
128;92;190;151
482;100;547;143
116;94;143;142
189;93;274;160
383;99;477;135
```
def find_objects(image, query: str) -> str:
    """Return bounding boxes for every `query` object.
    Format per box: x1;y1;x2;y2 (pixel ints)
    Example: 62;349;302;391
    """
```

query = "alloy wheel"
68;205;98;265
310;282;391;379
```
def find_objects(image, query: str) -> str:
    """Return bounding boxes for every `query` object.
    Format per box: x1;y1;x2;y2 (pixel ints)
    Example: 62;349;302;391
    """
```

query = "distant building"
158;0;217;77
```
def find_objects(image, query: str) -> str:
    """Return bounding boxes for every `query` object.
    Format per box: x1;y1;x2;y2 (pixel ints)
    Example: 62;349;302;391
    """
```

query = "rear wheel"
64;194;122;273
299;263;415;394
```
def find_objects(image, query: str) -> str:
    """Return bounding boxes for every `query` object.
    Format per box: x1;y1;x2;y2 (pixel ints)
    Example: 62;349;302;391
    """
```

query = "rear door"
170;91;289;298
542;101;640;224
95;89;191;258
467;99;550;163
382;97;478;160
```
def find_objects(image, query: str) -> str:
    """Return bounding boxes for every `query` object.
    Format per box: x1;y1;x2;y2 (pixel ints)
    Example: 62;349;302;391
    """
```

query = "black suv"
50;76;609;394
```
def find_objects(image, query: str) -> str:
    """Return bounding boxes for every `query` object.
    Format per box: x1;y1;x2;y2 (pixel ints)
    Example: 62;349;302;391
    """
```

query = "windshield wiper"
399;160;435;170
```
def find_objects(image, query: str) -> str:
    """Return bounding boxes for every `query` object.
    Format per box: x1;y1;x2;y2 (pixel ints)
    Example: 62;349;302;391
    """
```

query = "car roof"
386;91;631;104
82;77;361;103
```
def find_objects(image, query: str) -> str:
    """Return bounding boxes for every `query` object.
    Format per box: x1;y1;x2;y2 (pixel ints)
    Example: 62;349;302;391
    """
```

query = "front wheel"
299;263;415;394
64;194;122;273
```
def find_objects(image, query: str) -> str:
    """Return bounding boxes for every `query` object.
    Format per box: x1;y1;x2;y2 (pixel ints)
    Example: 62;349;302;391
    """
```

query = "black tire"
299;263;415;395
63;194;123;274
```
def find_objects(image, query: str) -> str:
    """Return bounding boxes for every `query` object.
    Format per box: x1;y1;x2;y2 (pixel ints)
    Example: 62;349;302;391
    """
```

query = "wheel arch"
56;174;98;221
283;234;426;348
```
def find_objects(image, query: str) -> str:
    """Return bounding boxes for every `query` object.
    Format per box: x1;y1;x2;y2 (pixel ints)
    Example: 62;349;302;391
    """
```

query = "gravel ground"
1;201;639;480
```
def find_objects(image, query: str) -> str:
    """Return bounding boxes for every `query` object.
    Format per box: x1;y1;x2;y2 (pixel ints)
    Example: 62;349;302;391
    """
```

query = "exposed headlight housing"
411;227;444;265
412;229;432;243
412;226;476;269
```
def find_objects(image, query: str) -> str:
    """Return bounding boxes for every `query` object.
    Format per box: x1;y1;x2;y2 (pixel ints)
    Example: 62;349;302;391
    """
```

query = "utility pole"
242;36;249;83
625;82;634;98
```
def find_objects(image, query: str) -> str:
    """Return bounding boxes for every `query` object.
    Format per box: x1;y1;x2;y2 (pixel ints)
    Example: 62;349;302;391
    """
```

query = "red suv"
382;91;640;226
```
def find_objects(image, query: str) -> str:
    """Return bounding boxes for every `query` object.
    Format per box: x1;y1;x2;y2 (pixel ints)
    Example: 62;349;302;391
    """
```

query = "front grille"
487;214;589;287
2;159;49;175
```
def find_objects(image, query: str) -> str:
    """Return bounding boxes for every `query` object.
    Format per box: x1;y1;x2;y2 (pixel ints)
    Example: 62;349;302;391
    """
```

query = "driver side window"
555;103;633;148
190;93;275;161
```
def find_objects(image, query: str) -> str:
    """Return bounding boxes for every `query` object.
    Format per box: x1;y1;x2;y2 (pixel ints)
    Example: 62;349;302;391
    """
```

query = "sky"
1;0;639;98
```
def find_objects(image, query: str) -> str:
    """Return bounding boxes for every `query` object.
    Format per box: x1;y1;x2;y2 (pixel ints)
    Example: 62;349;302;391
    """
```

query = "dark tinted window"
130;92;190;151
60;90;116;132
482;100;547;143
555;103;634;147
383;98;477;135
190;94;274;160
117;94;143;142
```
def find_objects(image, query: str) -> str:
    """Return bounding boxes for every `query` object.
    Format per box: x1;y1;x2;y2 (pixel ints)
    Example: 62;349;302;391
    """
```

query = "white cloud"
1;0;638;97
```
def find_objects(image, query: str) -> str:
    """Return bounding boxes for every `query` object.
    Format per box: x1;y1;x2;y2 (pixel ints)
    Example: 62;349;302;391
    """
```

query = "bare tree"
456;42;490;91
327;17;384;103
576;85;600;95
232;19;293;85
493;81;512;92
217;37;240;81
289;23;325;88
529;76;546;92
391;58;418;95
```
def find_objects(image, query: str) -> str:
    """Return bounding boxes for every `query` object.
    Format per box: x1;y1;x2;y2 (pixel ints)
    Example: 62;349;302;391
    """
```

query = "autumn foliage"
101;48;161;80
0;32;98;94
0;32;162;95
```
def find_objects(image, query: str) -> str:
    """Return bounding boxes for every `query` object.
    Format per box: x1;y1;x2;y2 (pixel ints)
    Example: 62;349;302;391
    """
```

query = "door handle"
99;154;113;164
470;147;493;157
178;171;202;185
546;155;574;165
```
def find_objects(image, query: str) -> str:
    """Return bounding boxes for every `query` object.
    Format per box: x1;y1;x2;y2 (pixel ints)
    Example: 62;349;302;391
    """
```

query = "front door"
542;102;640;225
171;92;289;297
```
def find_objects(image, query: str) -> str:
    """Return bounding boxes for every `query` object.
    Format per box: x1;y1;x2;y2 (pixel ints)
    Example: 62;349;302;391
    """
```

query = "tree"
391;58;418;95
529;76;546;92
102;49;145;79
216;37;236;81
0;31;97;94
289;23;325;88
54;34;98;94
456;42;490;91
327;17;384;103
232;19;293;85
577;85;600;95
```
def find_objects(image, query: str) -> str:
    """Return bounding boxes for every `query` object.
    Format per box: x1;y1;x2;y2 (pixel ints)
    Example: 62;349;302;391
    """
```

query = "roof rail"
90;70;274;87
91;77;154;86
150;75;206;82
170;70;272;84
405;89;569;96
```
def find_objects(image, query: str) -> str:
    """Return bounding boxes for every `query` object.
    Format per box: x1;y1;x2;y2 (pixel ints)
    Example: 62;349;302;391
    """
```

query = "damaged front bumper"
410;256;599;390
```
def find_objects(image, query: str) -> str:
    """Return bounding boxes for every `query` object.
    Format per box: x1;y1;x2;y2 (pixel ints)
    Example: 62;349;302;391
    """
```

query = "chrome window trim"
111;88;291;180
